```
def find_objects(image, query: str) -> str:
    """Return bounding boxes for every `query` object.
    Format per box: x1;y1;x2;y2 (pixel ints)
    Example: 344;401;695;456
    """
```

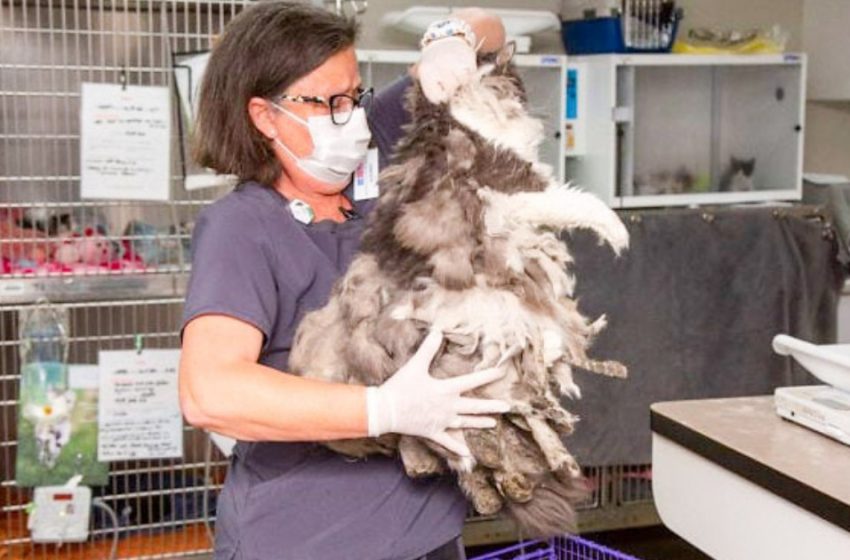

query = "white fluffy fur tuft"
449;67;545;164
478;184;630;255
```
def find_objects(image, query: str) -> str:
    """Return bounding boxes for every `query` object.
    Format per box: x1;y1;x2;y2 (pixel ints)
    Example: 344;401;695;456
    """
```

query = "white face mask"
271;103;372;186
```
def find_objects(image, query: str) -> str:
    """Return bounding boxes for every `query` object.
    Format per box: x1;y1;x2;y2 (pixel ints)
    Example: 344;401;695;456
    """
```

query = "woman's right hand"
366;330;510;457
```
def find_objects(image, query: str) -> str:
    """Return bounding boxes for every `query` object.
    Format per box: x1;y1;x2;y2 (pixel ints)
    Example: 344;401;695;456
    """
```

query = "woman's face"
266;46;362;195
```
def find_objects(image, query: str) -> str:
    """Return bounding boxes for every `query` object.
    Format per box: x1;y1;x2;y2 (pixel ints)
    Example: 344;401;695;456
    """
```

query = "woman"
179;3;507;559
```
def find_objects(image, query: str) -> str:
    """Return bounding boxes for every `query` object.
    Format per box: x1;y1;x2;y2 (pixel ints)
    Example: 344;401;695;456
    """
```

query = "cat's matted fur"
290;46;629;537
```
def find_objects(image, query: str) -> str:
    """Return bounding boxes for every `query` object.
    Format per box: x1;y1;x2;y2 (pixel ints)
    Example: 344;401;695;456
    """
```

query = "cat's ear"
496;41;516;68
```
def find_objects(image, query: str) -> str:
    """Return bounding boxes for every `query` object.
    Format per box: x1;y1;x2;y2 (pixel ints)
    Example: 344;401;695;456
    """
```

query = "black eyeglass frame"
272;87;374;125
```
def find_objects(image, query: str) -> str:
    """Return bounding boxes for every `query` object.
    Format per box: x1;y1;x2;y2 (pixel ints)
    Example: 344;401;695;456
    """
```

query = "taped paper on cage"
97;349;183;461
80;83;171;201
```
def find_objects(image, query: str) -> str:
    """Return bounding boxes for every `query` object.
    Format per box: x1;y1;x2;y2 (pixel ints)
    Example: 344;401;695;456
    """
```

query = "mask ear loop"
267;101;306;157
272;136;299;163
267;104;300;161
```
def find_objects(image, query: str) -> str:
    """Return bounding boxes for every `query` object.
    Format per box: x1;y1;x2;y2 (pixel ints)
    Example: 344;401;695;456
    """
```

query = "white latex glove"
418;36;477;104
366;330;509;457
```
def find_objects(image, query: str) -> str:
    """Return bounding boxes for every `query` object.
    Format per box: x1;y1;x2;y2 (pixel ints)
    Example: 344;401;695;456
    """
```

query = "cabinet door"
803;0;850;100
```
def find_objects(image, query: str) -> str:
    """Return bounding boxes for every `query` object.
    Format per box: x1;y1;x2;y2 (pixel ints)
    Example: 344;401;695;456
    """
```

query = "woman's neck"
275;175;351;223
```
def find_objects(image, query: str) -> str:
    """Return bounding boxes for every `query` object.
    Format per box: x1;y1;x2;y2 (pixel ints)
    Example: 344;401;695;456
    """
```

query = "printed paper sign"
97;349;183;461
80;83;171;200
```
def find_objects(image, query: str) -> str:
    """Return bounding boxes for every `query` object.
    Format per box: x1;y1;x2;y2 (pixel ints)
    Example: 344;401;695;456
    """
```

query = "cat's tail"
505;471;589;538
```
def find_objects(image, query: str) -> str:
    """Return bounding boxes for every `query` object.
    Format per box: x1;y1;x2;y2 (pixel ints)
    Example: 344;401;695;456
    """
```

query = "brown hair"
192;1;358;187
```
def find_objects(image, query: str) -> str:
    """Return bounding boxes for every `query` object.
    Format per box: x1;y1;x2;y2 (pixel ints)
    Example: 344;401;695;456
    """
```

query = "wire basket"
470;535;641;560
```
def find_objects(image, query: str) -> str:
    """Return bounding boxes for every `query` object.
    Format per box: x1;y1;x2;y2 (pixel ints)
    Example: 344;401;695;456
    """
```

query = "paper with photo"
15;364;109;487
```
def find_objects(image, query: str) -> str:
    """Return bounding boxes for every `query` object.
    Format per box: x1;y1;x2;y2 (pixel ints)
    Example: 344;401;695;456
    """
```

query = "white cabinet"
356;49;568;183
566;54;807;208
803;0;850;100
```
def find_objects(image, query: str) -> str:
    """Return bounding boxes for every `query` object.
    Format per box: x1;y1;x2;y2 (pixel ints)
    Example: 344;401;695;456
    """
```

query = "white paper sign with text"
97;349;183;461
80;83;171;201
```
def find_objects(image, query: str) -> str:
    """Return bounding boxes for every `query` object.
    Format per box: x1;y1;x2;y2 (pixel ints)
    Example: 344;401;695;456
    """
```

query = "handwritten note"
80;83;171;201
97;349;183;461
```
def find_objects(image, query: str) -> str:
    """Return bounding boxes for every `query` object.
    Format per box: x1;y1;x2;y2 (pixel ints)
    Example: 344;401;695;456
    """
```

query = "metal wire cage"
1;1;253;557
0;299;231;558
1;0;253;303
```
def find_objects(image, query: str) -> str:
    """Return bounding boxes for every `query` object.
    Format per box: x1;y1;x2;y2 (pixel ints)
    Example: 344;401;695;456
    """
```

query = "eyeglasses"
273;87;374;125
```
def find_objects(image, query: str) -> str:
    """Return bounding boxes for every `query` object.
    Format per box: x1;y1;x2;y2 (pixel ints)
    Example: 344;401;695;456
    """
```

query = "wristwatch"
420;18;477;50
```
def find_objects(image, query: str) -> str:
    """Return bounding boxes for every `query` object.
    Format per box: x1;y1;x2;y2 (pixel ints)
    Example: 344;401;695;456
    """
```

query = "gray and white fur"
719;156;756;191
290;45;629;537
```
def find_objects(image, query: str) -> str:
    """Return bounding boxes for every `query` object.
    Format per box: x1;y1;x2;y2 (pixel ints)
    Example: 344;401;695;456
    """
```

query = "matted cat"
290;45;629;537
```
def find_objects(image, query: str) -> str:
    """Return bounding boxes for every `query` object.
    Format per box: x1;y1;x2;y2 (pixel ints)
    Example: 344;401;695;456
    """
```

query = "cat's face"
476;43;527;105
731;157;756;176
447;44;544;164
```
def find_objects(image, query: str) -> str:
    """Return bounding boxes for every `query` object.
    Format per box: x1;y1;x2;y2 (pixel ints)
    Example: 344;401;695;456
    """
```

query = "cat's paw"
580;196;629;255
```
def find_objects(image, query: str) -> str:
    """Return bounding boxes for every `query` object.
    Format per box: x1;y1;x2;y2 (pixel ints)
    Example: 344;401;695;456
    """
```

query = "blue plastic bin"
469;534;641;560
561;14;680;55
562;17;626;55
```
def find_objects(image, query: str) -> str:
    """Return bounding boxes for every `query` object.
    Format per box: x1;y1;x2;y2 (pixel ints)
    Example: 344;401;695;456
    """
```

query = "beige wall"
360;0;848;178
674;0;803;50
805;101;850;177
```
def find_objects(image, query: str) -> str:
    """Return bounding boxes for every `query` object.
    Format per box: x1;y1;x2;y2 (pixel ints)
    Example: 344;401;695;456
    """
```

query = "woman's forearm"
179;315;368;442
181;361;367;442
